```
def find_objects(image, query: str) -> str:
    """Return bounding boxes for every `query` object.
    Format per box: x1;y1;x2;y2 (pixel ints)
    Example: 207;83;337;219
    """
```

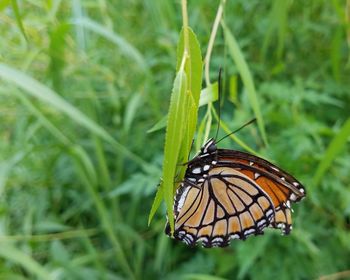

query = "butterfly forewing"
218;149;306;201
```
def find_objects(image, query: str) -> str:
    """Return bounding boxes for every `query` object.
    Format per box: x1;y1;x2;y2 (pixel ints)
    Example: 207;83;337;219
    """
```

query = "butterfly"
165;135;306;248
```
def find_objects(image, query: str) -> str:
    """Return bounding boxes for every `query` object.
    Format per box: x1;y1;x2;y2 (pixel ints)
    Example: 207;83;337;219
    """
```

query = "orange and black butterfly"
165;133;306;248
165;68;305;247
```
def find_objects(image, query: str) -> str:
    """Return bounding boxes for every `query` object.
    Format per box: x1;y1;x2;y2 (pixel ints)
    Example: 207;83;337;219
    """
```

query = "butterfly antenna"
214;68;223;141
216;118;257;144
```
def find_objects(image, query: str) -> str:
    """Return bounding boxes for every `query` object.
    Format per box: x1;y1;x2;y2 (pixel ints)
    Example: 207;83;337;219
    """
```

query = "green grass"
0;0;350;279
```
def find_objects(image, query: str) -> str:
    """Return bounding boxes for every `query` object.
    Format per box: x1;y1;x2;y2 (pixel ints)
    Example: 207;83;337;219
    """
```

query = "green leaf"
0;0;11;11
50;240;71;263
222;20;268;146
0;244;53;279
154;233;169;272
11;0;28;41
176;27;203;165
124;93;143;133
148;27;202;227
176;28;203;100
237;237;270;279
313;118;350;186
14;92;71;145
49;22;70;93
261;0;290;61
147;81;216;134
229;75;238;105
148;183;164;225
147;115;168;133
0;152;25;196
161;69;187;233
199;82;218;107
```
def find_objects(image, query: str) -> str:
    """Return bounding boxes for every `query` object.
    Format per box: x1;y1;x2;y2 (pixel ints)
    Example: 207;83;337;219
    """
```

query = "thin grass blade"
0;63;151;172
0;244;52;280
11;0;27;40
148;183;163;225
221;20;268;146
313;118;350;186
72;17;147;71
71;146;134;279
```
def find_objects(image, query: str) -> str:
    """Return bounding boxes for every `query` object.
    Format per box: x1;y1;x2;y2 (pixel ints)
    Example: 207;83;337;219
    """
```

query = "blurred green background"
1;0;350;279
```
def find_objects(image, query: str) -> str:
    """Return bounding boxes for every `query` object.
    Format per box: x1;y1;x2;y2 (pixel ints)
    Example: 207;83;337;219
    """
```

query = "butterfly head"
200;138;217;156
184;138;218;183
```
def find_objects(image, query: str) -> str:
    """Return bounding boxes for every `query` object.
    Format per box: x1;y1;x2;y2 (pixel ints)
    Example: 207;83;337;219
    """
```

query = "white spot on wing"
249;161;254;166
230;234;240;240
192;167;201;174
257;219;266;228
203;165;210;171
290;193;297;201
212;237;223;243
266;209;274;218
177;187;190;213
254;172;260;179
281;177;286;181
183;238;191;245
186;234;194;242
198;237;208;243
244;228;255;235
277;223;286;229
293;182;299;187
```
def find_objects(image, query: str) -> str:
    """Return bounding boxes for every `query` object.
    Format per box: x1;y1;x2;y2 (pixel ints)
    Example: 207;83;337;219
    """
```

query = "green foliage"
222;20;268;146
313;118;350;187
0;0;349;279
10;0;27;41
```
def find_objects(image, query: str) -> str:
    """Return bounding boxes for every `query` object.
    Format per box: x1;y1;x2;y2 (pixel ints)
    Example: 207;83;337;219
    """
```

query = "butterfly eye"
207;144;217;153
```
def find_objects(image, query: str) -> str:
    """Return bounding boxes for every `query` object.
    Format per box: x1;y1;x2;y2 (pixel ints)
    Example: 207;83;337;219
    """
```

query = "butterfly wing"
272;205;292;233
166;167;276;247
217;149;305;233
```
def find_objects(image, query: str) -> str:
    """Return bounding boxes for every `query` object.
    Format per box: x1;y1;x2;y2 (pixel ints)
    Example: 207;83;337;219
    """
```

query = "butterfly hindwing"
168;167;276;247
